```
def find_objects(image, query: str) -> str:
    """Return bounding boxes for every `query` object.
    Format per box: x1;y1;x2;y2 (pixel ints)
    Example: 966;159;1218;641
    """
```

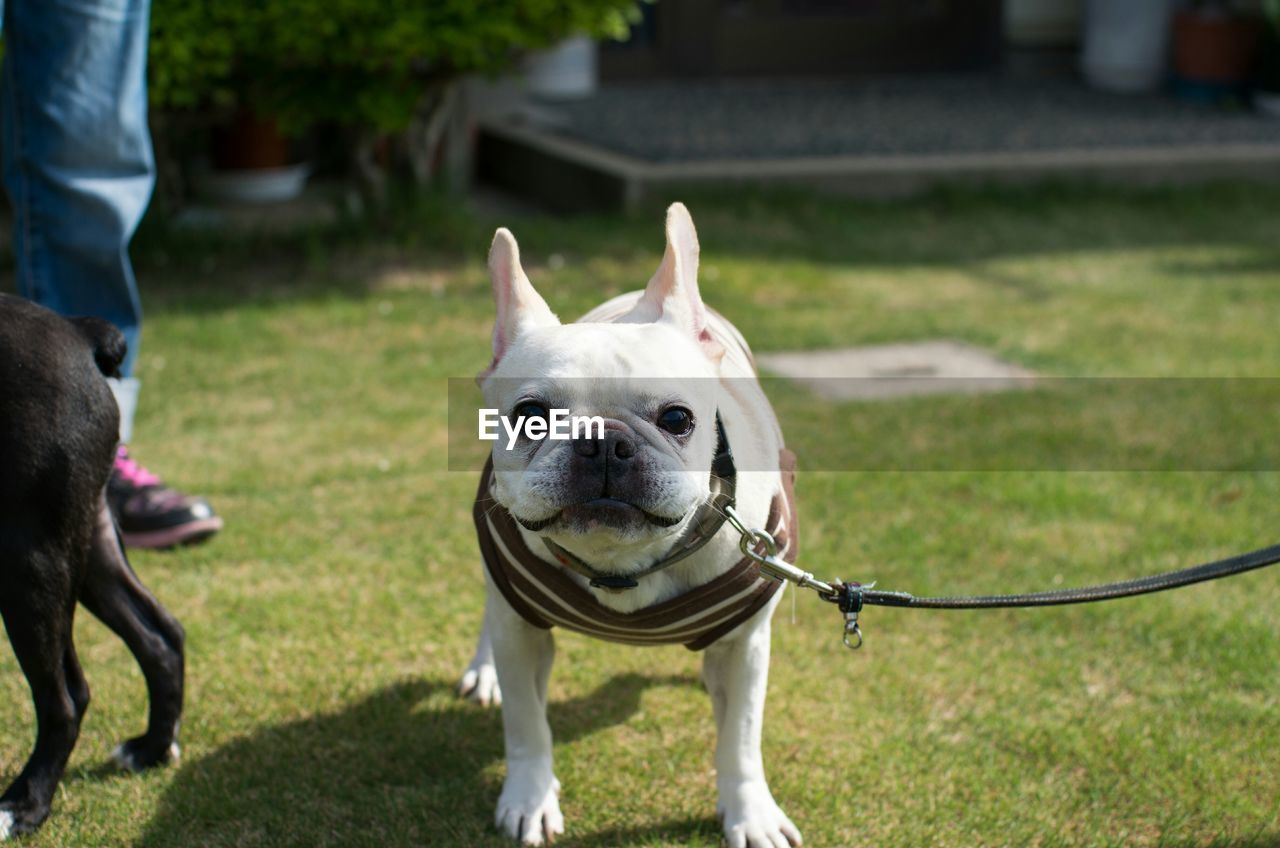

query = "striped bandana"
474;449;798;651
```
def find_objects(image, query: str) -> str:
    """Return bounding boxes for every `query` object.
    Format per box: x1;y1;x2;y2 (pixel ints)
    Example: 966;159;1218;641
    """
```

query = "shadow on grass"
136;672;708;848
558;816;718;847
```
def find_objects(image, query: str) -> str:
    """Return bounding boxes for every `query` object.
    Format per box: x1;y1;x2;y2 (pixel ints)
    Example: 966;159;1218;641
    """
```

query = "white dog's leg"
459;590;502;706
489;585;563;845
703;609;802;848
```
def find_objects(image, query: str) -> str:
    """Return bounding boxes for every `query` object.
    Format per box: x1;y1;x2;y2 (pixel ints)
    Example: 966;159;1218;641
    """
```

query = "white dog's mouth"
515;499;684;534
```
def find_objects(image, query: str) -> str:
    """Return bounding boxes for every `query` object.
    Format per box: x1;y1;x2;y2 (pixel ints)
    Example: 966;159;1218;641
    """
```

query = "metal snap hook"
739;527;778;559
843;619;863;650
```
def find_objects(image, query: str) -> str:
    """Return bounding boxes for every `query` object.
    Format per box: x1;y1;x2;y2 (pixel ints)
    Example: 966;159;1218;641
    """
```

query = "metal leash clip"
724;506;836;593
726;509;780;562
836;581;873;650
722;506;858;647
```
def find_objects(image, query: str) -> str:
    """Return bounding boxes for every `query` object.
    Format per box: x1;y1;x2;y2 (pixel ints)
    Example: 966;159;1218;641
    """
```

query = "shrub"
149;0;643;132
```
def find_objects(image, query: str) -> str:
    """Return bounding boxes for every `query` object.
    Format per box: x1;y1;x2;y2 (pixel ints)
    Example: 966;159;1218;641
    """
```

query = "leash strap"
854;541;1280;609
723;500;1280;649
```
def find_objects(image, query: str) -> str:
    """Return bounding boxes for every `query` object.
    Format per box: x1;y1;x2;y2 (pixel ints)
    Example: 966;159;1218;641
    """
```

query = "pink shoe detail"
107;447;221;549
114;446;162;487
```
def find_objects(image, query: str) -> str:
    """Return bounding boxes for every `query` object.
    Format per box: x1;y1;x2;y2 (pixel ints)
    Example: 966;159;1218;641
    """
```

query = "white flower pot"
524;36;598;100
193;162;312;205
1081;0;1174;92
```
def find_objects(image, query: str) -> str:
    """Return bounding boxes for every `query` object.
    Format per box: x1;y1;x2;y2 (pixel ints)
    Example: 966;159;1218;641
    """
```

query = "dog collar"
540;413;737;593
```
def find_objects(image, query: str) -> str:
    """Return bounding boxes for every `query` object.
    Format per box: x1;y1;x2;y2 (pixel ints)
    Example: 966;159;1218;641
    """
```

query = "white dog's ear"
485;228;558;372
627;203;723;362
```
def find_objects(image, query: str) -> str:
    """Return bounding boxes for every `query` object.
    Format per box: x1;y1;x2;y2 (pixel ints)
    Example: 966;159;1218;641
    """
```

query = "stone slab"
758;340;1036;400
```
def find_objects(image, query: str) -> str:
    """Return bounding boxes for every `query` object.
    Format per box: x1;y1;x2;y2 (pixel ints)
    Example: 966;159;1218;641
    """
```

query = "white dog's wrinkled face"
480;205;726;560
485;323;719;548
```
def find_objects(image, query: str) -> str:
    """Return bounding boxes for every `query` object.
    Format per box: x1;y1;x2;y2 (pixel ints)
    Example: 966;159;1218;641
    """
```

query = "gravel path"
539;76;1280;163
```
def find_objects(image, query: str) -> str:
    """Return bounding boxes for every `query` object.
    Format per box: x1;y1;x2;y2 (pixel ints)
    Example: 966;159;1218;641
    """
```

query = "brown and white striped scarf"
474;450;798;651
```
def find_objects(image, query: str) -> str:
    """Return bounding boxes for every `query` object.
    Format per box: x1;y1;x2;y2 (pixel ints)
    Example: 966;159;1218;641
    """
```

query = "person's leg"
1;0;221;548
1;0;150;386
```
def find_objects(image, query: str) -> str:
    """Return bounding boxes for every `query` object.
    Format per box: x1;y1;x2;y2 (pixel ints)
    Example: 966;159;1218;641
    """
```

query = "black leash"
721;504;1280;649
853;541;1280;609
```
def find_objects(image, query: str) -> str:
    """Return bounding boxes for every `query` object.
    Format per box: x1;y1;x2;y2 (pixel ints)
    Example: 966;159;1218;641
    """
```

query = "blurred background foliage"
149;0;641;131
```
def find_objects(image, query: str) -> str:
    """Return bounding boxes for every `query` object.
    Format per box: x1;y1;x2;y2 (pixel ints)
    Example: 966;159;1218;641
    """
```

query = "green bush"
149;0;643;132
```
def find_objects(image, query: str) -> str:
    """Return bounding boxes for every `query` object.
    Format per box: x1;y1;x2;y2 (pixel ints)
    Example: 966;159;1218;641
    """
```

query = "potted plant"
148;4;312;203
148;0;643;205
1171;0;1263;105
1259;0;1280;115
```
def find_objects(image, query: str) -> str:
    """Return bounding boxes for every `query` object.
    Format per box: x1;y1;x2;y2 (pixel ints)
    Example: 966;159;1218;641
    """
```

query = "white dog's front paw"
458;658;501;706
496;762;564;845
719;782;802;848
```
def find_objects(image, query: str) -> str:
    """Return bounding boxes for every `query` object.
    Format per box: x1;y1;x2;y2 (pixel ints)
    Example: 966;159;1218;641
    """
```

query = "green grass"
3;182;1280;847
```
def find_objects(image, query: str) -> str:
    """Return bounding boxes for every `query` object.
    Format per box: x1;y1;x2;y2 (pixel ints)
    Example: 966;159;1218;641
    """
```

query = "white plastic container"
1081;0;1174;92
193;162;312;204
524;36;598;100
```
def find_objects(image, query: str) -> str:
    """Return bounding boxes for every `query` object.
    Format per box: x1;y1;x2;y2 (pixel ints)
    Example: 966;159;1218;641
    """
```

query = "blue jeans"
1;0;153;380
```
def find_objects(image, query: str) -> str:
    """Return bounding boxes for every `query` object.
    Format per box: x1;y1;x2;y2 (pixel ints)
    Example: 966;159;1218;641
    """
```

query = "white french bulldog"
461;203;801;848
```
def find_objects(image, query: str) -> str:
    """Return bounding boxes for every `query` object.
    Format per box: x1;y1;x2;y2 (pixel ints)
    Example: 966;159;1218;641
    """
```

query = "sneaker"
108;446;223;549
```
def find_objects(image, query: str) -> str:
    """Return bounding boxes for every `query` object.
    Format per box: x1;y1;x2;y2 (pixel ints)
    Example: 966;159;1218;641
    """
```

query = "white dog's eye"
514;400;550;421
657;406;694;436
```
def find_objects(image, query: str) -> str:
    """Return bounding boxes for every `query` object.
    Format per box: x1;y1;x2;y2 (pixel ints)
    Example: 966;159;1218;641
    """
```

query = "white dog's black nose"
611;432;636;459
572;431;635;461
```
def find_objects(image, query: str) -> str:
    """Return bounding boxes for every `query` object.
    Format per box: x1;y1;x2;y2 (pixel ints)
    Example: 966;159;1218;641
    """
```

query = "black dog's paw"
0;800;52;841
111;736;181;773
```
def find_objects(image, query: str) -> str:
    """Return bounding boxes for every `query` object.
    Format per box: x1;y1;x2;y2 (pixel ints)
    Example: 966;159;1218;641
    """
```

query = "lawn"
2;182;1279;847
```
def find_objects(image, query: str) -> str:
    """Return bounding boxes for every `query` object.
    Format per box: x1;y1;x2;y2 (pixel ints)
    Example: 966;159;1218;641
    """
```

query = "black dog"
0;294;184;839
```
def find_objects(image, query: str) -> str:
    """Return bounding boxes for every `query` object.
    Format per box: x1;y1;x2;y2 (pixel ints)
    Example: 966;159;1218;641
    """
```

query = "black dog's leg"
63;642;91;725
78;501;185;771
0;561;82;838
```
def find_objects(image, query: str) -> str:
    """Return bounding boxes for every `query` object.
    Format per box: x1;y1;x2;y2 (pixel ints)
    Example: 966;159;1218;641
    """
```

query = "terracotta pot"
210;111;292;171
1172;11;1262;84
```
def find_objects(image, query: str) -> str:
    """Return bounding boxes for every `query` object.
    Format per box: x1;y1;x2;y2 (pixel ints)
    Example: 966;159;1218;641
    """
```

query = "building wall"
602;0;1004;79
